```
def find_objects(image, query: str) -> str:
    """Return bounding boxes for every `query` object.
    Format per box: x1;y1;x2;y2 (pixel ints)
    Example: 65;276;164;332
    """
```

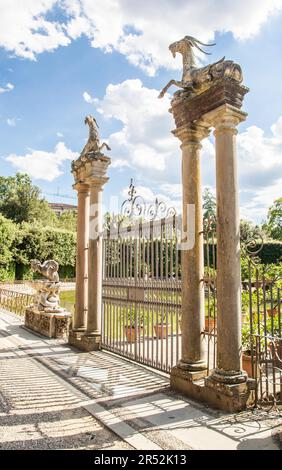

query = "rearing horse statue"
81;115;111;156
159;36;243;98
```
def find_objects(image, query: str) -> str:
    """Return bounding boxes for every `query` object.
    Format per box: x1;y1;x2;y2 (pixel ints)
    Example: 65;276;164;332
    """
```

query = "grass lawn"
60;290;75;313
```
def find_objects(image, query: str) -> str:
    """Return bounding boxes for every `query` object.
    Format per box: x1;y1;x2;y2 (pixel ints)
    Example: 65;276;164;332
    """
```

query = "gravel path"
0;309;281;451
0;317;131;450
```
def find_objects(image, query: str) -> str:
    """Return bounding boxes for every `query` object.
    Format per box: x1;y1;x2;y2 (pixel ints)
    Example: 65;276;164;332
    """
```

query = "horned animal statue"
159;36;243;98
81;115;111;156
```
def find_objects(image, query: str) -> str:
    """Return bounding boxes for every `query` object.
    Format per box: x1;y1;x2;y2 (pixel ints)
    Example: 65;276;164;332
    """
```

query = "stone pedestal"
171;366;250;413
25;307;71;339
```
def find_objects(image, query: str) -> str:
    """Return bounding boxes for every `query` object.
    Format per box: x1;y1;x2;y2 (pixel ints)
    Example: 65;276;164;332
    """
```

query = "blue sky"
0;0;282;222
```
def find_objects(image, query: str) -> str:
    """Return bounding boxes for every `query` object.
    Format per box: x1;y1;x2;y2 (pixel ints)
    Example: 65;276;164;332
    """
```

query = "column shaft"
204;105;248;384
73;185;90;330
215;125;242;373
87;183;103;334
181;141;205;368
174;124;210;371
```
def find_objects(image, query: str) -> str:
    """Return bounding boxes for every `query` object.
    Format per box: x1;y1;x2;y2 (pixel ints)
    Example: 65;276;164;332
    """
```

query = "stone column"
172;123;210;376
205;104;248;386
76;154;110;353
73;183;90;330
86;178;107;340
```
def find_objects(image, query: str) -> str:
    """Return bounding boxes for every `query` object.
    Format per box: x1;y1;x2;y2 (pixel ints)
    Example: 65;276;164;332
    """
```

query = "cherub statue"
30;259;59;282
30;259;63;312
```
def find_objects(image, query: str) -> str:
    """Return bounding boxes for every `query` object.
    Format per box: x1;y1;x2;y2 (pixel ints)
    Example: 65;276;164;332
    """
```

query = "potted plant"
204;296;216;332
124;307;144;343
265;315;282;368
241;318;264;378
153;311;171;339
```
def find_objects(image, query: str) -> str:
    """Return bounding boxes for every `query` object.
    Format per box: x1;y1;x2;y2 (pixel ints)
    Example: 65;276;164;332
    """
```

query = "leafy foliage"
0;173;56;225
0;214;16;265
263;197;282;241
203;187;216;222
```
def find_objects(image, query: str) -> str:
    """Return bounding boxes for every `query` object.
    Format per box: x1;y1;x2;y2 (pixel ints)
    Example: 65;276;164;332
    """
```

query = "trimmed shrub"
257;241;282;264
0;262;16;282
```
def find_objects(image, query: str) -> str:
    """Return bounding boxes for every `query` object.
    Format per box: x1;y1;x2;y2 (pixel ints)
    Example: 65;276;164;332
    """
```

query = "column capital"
203;104;247;136
172;121;211;148
87;176;109;189
73;182;90;193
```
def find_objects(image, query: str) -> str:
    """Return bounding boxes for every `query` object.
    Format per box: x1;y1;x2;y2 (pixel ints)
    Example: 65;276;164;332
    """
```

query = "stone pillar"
86;178;107;342
205;104;247;386
73;183;90;330
173;123;210;373
76;156;110;352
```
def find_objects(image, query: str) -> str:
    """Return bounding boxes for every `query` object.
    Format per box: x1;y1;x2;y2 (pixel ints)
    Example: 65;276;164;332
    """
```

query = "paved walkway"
0;309;281;450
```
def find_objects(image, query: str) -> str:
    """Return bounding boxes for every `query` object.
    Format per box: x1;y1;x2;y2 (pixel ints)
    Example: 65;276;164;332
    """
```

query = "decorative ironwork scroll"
121;179;177;221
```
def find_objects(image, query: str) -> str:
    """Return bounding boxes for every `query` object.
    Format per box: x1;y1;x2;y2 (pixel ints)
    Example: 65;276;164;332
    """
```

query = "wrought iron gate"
102;212;182;373
101;181;218;374
243;254;282;408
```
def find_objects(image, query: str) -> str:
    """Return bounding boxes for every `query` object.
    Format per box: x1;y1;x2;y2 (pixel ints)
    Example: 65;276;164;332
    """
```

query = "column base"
178;359;207;372
68;328;86;348
69;330;101;352
170;366;251;412
208;368;248;385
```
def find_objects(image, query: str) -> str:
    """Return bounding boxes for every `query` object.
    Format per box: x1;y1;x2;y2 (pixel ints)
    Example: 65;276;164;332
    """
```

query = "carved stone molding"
170;78;249;130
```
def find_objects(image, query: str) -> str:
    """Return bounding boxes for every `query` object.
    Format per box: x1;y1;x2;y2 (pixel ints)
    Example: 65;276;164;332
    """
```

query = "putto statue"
30;259;63;312
159;36;243;99
31;259;60;282
81;115;111;156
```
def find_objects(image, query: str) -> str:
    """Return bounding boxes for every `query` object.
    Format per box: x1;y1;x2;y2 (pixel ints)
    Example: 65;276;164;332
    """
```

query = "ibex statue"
81;115;111;156
159;36;243;98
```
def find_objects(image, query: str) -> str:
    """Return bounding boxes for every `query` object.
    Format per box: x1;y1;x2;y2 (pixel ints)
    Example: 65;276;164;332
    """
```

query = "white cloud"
83;91;98;104
91;78;282;223
6;142;78;181
93;79;178;178
63;0;282;75
0;82;14;94
0;1;282;73
6;118;17;127
0;0;70;60
56;131;64;137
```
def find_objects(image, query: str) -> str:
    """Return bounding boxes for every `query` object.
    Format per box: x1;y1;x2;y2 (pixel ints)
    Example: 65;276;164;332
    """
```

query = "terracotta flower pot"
204;317;216;332
268;340;282;368
242;353;259;379
154;324;171;339
124;326;144;343
267;308;278;317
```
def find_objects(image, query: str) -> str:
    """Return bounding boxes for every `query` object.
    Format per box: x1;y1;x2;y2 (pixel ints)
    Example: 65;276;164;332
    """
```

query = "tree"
57;210;77;232
0;214;16;265
0;173;56;225
202;187;216;220
202;188;216;231
263;197;282;241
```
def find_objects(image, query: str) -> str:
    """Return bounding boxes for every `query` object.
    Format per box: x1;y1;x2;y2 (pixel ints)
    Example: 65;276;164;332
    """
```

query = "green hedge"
204;241;282;267
59;265;75;279
0;215;77;282
0;263;16;282
256;241;282;264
